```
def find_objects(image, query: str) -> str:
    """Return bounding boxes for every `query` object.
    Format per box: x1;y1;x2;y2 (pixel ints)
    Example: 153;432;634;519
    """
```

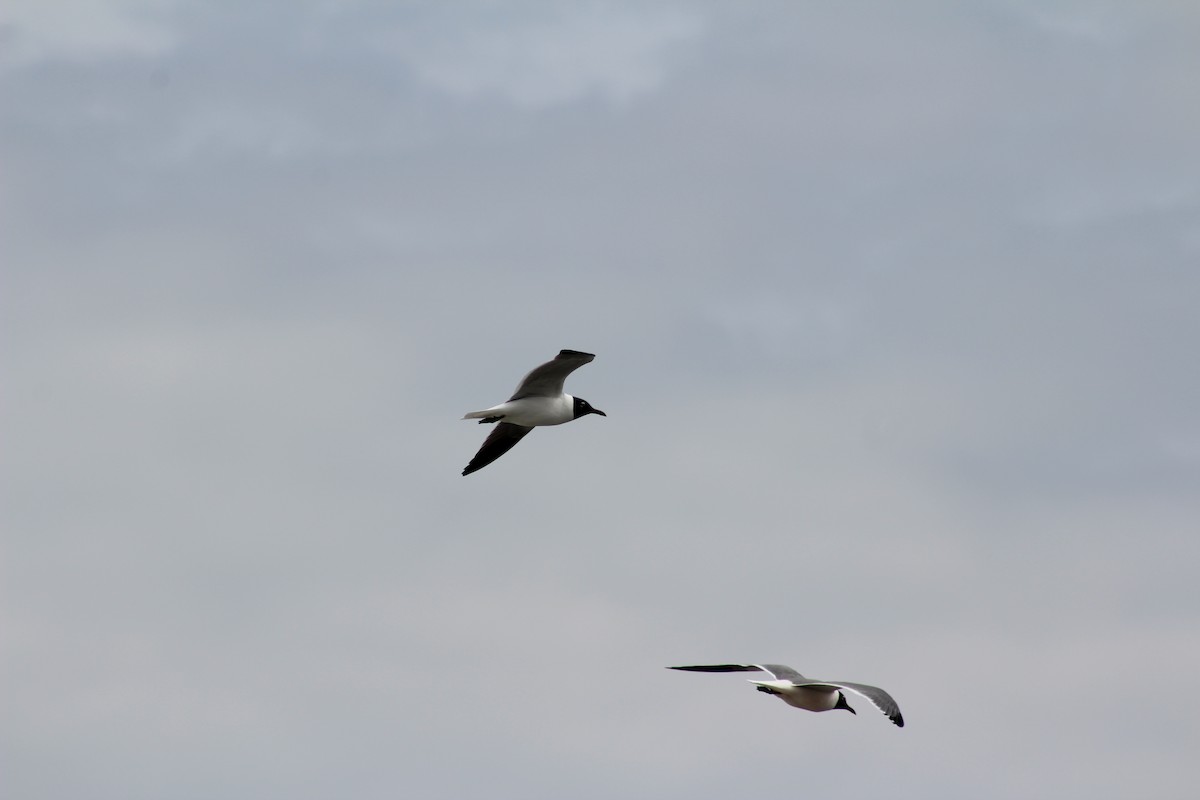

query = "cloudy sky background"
4;1;1199;798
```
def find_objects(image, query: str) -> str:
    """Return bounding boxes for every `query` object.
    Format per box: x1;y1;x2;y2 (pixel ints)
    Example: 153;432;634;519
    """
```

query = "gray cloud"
370;2;704;107
1;0;179;63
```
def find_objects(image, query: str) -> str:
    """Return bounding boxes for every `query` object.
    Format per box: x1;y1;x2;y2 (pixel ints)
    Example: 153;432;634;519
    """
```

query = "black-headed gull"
668;663;904;727
461;349;606;476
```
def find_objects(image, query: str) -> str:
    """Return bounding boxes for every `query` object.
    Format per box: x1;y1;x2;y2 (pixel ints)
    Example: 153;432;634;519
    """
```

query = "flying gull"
668;663;904;727
461;349;606;476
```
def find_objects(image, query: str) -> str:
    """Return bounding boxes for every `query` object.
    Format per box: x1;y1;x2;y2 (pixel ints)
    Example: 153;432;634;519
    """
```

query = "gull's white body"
463;395;578;428
749;680;843;712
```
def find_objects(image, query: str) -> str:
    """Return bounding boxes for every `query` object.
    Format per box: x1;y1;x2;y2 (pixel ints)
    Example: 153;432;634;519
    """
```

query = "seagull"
461;349;606;476
667;663;904;727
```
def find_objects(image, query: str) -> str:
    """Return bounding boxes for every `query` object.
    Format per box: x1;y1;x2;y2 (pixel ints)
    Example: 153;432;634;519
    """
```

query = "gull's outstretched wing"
667;664;807;681
462;423;533;476
509;350;595;400
799;681;905;727
756;664;807;682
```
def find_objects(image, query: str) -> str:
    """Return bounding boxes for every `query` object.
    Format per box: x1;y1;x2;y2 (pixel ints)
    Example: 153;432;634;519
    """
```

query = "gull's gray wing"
756;664;807;682
668;664;806;681
509;350;595;400
798;681;905;727
462;423;533;476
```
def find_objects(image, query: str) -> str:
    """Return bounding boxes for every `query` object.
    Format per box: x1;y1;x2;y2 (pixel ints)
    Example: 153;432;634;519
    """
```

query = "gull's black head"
835;692;857;715
572;397;606;419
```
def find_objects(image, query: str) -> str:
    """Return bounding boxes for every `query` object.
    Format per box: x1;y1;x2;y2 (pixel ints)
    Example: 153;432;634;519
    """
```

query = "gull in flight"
461;349;606;476
668;663;904;727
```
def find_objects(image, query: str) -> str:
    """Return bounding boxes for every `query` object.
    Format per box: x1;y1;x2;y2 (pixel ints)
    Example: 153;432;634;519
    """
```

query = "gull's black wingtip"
892;714;905;728
557;349;596;359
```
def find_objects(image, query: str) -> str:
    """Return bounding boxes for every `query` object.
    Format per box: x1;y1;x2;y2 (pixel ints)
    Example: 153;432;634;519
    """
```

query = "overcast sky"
3;2;1199;798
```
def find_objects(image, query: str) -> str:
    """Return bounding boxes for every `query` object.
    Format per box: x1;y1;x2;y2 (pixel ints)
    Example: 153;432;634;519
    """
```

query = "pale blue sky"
4;2;1199;798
